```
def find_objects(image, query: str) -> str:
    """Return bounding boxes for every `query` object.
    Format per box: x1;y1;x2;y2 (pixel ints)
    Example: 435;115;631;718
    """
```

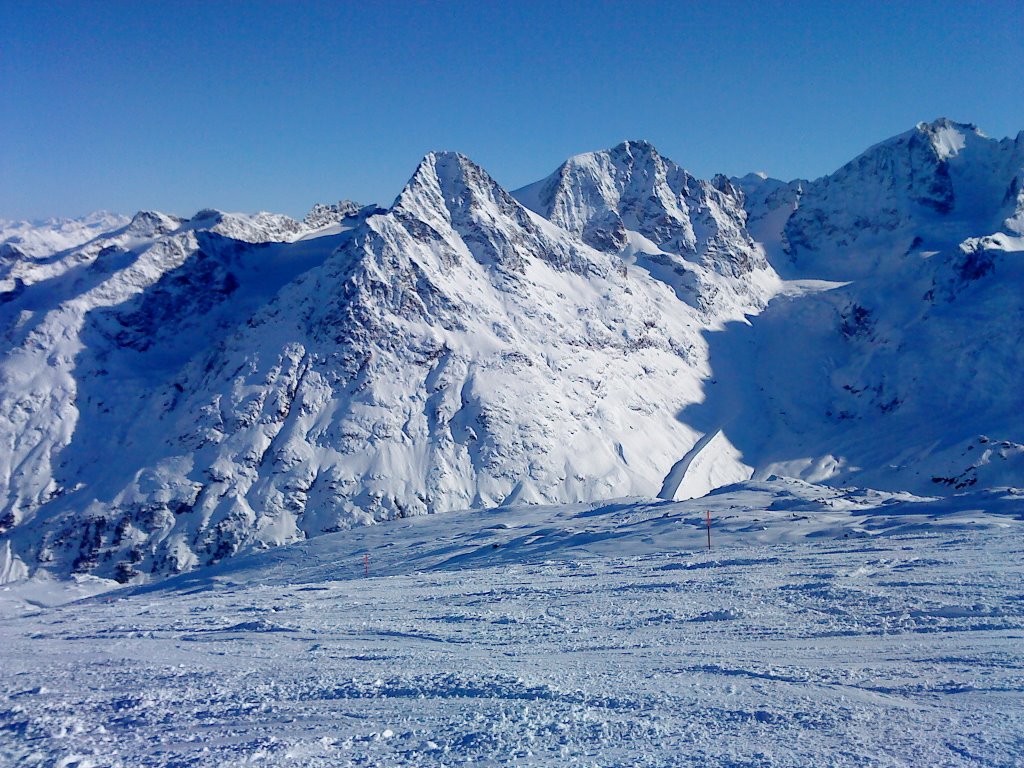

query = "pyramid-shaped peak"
429;151;499;194
394;150;514;220
401;151;484;194
426;149;476;169
126;209;181;237
410;150;487;184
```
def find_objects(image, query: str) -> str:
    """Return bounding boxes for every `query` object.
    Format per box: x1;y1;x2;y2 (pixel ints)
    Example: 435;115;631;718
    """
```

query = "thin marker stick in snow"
364;553;369;577
706;509;712;552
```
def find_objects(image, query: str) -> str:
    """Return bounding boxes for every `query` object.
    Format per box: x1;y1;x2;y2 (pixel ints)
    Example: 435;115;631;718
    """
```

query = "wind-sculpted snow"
1;482;1022;766
1;122;1023;587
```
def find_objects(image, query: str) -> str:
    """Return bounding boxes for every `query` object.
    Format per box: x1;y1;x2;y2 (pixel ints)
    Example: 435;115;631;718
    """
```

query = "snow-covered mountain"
514;140;779;320
1;120;1022;585
714;119;1024;493
0;211;131;260
780;118;1024;280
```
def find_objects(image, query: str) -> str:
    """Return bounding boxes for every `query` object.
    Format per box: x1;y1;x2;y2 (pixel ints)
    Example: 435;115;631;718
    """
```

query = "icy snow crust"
1;479;1022;766
0;120;1023;586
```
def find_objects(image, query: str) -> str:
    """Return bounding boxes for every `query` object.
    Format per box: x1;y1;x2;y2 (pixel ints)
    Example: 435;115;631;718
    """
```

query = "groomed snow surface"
2;479;1022;767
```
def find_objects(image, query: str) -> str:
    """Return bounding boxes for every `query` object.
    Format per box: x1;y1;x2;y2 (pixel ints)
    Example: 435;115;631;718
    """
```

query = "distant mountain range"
1;118;1021;584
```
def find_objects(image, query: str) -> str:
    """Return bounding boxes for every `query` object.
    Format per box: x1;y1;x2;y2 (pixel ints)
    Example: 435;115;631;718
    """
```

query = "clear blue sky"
3;0;1022;220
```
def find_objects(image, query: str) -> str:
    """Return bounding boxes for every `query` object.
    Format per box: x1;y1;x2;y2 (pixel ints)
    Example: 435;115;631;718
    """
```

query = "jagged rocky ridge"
302;200;385;230
1;121;1022;584
514;140;779;317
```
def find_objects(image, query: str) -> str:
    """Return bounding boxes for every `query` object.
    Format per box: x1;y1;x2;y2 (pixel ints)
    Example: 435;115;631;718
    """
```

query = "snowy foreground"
1;480;1023;767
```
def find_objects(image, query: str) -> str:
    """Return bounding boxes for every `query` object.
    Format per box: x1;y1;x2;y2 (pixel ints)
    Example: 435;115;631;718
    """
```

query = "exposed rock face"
302;200;383;230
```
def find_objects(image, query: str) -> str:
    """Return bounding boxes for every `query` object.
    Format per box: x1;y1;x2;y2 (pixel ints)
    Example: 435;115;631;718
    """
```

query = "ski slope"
1;480;1022;767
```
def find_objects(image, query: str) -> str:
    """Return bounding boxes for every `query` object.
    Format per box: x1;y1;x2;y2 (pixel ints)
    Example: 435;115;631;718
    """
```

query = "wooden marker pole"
706;509;712;552
364;553;369;577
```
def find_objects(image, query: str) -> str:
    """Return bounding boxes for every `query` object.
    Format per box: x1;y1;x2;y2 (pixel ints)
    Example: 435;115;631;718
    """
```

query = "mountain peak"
511;140;776;316
917;117;979;134
126;210;181;238
559;139;666;177
407;150;479;184
915;118;986;160
426;148;474;168
425;151;498;200
392;150;524;230
609;139;659;158
396;151;459;204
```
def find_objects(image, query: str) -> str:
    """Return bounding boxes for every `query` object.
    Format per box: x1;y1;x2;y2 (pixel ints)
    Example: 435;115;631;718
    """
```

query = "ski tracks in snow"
1;524;1022;767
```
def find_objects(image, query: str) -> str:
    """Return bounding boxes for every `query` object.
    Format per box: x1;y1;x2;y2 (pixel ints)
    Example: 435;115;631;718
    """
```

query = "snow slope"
708;119;1024;495
1;480;1022;766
